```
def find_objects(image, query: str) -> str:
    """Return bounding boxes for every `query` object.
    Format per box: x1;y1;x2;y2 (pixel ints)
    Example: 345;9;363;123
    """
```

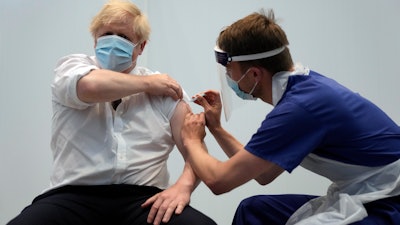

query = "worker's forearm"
184;141;219;182
209;126;243;158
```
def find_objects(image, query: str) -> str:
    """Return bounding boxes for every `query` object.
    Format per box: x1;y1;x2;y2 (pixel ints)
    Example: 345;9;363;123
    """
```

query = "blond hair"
89;0;150;42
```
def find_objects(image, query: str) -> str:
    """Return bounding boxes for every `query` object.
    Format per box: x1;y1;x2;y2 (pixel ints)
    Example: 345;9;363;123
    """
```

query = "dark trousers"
232;194;400;225
7;184;216;225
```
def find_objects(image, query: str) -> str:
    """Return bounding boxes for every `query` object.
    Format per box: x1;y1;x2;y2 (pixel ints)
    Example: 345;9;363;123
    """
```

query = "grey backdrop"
1;1;399;224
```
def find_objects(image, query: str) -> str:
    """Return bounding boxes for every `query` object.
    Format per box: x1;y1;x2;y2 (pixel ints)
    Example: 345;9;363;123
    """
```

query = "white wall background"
1;1;399;224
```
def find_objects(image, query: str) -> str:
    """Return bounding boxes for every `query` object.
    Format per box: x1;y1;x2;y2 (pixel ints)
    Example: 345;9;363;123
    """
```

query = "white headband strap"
231;46;286;62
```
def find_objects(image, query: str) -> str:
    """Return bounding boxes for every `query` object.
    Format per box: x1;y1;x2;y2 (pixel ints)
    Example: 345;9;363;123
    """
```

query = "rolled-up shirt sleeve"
52;54;98;109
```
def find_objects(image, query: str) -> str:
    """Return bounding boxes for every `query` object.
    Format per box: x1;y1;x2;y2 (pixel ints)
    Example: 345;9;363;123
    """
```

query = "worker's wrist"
183;138;203;149
208;125;223;136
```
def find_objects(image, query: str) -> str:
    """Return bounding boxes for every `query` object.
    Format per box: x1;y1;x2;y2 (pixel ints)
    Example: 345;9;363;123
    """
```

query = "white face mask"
225;69;258;100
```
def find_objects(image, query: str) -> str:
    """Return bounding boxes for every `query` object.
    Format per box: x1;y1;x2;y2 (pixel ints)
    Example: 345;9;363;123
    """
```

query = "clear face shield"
214;45;286;121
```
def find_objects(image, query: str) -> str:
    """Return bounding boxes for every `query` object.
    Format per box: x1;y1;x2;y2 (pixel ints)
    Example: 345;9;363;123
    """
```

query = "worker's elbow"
205;179;231;195
255;179;269;186
255;176;273;186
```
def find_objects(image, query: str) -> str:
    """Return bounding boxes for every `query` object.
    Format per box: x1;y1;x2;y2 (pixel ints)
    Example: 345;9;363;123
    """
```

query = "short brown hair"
217;9;293;74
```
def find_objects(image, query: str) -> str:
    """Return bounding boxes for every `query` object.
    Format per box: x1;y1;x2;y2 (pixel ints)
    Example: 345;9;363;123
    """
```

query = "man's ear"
250;67;264;82
138;40;147;55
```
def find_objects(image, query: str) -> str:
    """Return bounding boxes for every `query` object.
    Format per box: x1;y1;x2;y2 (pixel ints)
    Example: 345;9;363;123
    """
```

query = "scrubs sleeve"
245;102;326;173
52;54;98;109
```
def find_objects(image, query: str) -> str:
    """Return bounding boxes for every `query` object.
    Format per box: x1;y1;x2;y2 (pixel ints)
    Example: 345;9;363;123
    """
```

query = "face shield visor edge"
214;45;286;121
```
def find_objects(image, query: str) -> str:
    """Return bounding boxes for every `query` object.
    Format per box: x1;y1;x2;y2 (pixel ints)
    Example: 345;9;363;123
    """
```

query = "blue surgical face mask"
226;69;258;100
95;35;136;72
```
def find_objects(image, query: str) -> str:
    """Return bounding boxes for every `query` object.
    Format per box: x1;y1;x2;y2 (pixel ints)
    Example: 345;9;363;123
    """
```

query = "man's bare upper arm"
170;100;192;158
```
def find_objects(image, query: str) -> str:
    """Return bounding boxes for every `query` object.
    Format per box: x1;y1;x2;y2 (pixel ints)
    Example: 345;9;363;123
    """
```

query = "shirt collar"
272;63;310;106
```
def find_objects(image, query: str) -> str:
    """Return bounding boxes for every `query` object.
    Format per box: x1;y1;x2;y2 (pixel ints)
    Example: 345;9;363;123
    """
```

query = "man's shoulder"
56;54;96;67
130;66;155;76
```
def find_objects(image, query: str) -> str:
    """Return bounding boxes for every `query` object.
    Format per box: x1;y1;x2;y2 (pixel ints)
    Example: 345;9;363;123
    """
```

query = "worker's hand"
181;112;207;145
192;90;222;131
145;74;183;100
141;183;191;225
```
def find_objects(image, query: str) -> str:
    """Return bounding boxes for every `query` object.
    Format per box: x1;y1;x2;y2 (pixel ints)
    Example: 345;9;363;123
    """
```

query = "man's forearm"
174;161;200;192
77;69;150;103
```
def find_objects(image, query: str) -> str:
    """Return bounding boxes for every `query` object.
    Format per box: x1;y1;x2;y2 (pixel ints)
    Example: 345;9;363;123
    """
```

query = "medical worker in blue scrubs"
181;9;400;225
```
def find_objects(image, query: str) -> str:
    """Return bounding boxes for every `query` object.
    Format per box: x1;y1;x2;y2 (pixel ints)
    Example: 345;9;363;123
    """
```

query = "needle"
189;93;206;102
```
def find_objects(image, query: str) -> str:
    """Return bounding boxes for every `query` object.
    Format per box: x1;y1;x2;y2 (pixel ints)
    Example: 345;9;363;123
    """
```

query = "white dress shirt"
48;54;179;192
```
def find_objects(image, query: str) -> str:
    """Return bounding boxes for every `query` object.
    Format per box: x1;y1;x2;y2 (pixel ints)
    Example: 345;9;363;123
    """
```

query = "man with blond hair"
7;1;215;224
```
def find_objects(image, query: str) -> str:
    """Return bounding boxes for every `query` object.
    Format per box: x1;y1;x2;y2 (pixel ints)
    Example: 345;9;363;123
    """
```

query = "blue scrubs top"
245;71;400;172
